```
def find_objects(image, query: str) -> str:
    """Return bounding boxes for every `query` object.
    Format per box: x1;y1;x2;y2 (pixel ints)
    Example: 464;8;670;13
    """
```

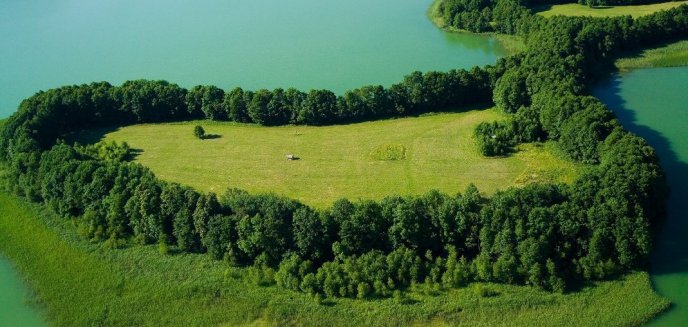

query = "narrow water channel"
594;66;688;326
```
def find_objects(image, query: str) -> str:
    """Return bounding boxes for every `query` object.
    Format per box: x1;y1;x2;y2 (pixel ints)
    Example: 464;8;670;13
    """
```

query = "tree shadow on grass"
124;148;144;161
63;125;122;145
201;134;222;140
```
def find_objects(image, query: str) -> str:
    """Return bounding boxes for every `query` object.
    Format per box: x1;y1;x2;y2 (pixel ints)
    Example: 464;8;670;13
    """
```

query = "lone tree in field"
194;125;206;139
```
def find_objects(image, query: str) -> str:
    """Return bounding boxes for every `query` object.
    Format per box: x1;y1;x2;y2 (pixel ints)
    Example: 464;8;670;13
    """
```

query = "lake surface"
594;67;688;326
0;0;505;322
0;256;46;326
0;0;506;118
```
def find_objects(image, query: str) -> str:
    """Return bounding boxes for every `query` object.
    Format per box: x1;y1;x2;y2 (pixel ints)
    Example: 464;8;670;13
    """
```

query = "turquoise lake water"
0;256;46;326
5;1;685;325
0;0;506;118
0;0;507;323
595;67;688;326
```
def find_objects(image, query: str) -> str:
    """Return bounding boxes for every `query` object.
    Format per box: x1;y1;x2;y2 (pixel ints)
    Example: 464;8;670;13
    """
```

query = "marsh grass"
0;192;670;326
615;39;688;70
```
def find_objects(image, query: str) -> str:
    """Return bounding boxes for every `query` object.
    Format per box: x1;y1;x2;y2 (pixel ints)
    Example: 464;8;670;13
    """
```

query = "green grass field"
81;109;582;208
0;191;670;326
536;1;688;18
615;39;688;70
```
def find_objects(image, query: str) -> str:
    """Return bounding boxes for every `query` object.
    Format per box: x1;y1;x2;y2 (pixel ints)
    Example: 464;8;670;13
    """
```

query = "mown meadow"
79;109;581;208
535;1;688;18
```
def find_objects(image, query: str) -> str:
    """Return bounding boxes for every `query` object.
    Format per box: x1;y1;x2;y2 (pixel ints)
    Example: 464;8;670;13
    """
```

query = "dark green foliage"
474;121;517;156
0;69;496;149
0;0;681;302
222;191;302;265
297;90;339;125
186;85;225;120
275;254;314;291
193;125;205;139
247;89;273;125
386;192;445;254
293;207;333;263
114;80;188;123
439;0;493;32
203;214;236;261
559;103;617;163
533;92;599;140
493;69;529;113
192;193;220;245
333;200;390;257
224;87;251;123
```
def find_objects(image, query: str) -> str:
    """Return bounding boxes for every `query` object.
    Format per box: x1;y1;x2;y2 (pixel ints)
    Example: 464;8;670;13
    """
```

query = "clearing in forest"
80;109;581;207
536;1;688;18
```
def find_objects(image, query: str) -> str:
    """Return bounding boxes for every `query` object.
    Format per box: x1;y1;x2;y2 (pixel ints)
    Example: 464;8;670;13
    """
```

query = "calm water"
0;0;506;118
594;67;688;326
0;256;46;326
0;0;505;322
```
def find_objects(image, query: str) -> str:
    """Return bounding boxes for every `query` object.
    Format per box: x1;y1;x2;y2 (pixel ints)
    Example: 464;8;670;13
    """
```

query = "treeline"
3;137;661;298
477;4;688;161
437;0;687;34
472;5;683;283
0;67;495;154
437;0;531;33
0;0;681;301
578;0;683;7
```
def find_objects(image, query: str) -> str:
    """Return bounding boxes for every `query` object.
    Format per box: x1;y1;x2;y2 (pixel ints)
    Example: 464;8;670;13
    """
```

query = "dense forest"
1;1;686;299
438;0;686;32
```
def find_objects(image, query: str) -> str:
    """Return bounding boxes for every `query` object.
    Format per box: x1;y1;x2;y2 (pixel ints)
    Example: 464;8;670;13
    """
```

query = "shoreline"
426;0;526;55
615;39;688;72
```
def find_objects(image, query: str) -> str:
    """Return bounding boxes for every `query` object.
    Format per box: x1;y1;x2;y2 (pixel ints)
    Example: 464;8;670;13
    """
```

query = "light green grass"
536;2;688;18
615;39;688;70
492;34;527;54
428;0;526;54
83;110;582;208
0;191;670;326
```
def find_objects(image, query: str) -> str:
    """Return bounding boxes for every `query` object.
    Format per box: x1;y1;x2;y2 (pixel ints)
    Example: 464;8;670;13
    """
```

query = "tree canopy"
0;0;683;300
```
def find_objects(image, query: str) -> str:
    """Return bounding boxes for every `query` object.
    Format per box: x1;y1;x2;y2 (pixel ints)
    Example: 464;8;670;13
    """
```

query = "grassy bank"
536;2;688;18
615;39;688;70
0;191;671;326
76;110;581;208
428;0;526;54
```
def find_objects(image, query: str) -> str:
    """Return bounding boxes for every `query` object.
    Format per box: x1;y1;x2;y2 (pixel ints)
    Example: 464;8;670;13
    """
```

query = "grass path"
80;110;582;208
0;191;671;326
536;1;688;18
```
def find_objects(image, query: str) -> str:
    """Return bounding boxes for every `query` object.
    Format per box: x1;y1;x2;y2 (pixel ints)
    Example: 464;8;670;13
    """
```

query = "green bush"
194;125;205;139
